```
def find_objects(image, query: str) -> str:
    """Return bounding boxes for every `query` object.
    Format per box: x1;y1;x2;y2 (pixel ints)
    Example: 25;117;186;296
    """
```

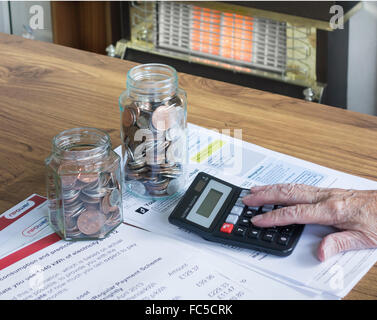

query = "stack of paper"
1;123;376;300
120;123;377;300
0;194;322;300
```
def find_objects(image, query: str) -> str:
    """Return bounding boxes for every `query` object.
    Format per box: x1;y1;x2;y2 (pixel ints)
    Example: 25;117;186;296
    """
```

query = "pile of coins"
49;167;122;239
122;95;186;197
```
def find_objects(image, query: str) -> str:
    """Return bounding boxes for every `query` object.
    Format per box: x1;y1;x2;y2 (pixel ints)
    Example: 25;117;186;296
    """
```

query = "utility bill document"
121;123;377;298
0;197;318;300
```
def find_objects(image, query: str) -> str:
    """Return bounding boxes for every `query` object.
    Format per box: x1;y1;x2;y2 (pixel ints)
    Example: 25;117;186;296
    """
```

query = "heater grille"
157;2;287;74
127;1;319;92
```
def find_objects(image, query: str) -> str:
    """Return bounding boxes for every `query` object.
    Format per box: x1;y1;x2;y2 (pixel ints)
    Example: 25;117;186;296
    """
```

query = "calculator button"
220;223;234;234
230;205;243;216
277;235;290;246
234;226;247;237
266;227;278;233
225;214;239;225
280;226;294;235
239;190;250;197
248;228;261;239
238;217;250;226
235;198;245;207
243;210;255;218
248;206;260;211
262;231;276;242
261;204;274;213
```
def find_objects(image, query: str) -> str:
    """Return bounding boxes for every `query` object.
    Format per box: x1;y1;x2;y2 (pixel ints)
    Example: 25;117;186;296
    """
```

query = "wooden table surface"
1;33;376;299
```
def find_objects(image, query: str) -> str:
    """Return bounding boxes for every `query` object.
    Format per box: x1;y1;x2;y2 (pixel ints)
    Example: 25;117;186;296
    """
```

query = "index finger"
250;202;336;227
242;184;331;207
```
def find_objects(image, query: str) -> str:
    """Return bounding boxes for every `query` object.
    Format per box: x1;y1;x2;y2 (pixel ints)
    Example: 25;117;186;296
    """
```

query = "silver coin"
65;203;86;218
99;172;112;187
63;188;80;200
166;142;183;163
81;187;108;198
127;159;146;170
136;115;149;129
65;229;82;238
166;127;183;141
138;102;153;112
134;142;146;160
128;180;146;195
148;188;168;196
80;192;101;204
63;198;81;210
167;178;185;195
82;178;99;191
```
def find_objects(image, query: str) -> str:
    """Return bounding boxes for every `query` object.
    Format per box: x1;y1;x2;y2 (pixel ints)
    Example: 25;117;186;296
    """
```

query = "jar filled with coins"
45;127;123;240
119;64;187;199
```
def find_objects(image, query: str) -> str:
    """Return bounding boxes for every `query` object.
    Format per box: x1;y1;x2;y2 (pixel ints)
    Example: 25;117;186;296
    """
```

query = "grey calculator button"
230;206;243;216
239;190;250;197
248;206;260;211
262;204;274;213
225;214;239;225
235;198;244;207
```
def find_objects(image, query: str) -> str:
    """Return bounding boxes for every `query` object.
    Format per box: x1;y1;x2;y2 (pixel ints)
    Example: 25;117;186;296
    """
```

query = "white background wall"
347;1;377;115
0;1;11;34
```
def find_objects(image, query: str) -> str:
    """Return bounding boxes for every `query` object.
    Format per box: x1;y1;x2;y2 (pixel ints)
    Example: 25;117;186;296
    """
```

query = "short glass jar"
119;64;188;199
45;127;123;240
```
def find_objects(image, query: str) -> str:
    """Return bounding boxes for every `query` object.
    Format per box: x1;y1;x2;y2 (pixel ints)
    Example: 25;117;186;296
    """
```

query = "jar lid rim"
52;127;111;160
127;63;178;85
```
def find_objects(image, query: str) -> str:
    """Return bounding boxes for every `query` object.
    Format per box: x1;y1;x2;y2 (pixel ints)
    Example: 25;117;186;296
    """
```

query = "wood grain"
0;33;376;299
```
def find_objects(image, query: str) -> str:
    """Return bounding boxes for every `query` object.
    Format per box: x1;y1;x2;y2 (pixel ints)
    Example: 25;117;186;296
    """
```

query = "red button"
220;223;234;234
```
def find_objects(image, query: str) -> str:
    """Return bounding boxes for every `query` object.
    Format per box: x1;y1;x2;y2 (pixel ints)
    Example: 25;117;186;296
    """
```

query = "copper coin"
100;193;116;215
77;209;106;235
64;216;77;230
151;105;177;131
122;108;136;127
129;105;140;119
105;208;121;227
84;203;100;211
80;193;101;204
100;195;111;215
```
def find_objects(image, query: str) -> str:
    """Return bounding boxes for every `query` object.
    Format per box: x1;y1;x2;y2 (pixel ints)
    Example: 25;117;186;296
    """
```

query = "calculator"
168;172;304;256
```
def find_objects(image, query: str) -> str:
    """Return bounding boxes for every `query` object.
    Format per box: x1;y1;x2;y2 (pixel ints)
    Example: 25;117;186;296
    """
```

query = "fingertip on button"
241;194;252;204
250;214;263;224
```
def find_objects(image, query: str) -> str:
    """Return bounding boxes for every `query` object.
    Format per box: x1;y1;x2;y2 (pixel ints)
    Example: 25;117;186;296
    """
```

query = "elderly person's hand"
242;184;377;261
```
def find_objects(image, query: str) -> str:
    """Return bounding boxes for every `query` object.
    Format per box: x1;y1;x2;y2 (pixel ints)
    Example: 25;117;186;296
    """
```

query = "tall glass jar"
119;64;187;199
45;128;123;240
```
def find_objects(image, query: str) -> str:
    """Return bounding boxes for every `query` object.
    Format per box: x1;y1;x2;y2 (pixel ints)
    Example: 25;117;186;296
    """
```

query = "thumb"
317;230;376;262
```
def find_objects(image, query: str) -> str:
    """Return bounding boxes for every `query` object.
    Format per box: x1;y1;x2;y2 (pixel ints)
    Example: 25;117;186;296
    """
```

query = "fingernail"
251;215;263;223
322;244;337;261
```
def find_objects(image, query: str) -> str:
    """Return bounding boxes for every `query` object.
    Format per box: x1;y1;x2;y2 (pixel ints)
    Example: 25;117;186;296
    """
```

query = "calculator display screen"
196;189;223;218
186;179;232;229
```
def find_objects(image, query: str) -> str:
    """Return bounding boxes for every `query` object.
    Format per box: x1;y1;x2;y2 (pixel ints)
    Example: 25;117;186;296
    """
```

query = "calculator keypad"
219;191;296;247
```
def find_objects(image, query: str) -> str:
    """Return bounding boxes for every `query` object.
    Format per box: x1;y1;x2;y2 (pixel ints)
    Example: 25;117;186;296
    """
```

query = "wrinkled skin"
242;184;377;261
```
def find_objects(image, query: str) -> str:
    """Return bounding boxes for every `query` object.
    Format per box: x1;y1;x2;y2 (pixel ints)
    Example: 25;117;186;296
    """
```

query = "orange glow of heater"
191;7;254;62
